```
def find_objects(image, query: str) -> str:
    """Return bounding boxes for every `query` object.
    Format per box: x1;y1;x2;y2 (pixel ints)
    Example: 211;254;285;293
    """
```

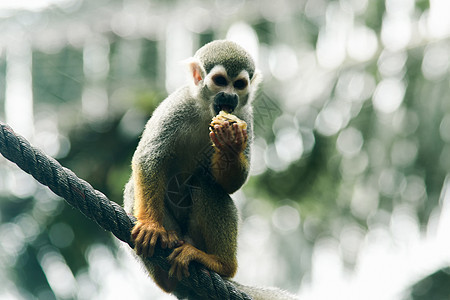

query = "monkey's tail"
230;281;299;300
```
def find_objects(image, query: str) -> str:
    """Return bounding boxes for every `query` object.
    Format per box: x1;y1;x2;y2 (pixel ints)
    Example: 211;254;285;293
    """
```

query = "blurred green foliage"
0;0;450;299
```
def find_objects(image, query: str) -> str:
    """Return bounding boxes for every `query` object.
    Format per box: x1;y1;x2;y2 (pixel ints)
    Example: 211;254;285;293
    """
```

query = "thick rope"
0;122;251;300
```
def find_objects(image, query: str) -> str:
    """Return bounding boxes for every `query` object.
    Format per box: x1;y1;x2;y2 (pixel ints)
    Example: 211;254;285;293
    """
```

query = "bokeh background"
1;0;450;299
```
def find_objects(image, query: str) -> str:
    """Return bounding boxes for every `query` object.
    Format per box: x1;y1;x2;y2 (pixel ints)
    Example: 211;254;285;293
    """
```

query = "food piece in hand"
209;110;248;155
210;111;247;134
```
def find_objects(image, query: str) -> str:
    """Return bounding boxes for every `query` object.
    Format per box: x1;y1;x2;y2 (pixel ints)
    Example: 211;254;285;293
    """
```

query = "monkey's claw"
168;230;184;249
132;221;180;257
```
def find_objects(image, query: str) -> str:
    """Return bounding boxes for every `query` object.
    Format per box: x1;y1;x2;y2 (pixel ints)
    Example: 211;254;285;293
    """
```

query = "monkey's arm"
210;121;250;194
130;117;182;257
131;162;180;257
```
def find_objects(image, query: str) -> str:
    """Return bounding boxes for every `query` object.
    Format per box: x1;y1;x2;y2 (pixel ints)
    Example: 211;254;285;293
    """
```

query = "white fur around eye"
229;71;250;95
205;65;229;91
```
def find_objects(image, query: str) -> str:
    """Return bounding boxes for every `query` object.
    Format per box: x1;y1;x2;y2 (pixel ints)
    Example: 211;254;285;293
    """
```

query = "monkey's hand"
210;120;248;155
132;220;181;257
209;112;250;193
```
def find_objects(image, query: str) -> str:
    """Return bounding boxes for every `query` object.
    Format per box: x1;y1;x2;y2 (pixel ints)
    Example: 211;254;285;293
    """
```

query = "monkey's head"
187;40;261;116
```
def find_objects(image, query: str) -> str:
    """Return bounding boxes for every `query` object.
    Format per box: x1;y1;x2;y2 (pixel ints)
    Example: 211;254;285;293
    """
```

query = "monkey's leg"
168;182;238;280
167;242;237;280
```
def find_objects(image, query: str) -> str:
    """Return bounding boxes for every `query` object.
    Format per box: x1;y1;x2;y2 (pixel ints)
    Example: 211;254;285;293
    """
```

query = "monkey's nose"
213;92;238;114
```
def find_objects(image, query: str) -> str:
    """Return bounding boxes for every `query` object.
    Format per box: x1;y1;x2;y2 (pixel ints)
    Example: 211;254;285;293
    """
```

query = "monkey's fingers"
133;224;149;255
131;223;142;239
171;260;190;280
141;230;154;256
168;245;183;261
222;121;235;142
168;264;176;279
233;123;247;147
210;131;224;149
223;125;247;154
168;245;191;280
167;230;182;249
132;222;172;257
213;124;225;141
134;231;145;255
214;124;235;147
147;230;169;257
160;231;169;249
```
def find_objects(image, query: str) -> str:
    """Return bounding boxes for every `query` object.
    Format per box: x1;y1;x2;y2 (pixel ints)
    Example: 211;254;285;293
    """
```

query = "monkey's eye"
233;79;248;90
212;75;228;86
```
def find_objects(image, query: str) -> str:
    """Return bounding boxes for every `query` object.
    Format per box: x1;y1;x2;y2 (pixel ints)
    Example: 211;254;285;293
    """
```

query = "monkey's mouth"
213;92;238;115
214;104;234;114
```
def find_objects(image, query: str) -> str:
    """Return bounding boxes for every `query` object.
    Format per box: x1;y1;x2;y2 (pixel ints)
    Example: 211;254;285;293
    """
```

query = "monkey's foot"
168;243;229;281
168;243;195;280
132;221;181;257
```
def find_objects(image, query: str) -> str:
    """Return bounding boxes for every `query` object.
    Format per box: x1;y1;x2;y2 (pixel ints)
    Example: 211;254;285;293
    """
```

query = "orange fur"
132;164;165;223
168;243;237;280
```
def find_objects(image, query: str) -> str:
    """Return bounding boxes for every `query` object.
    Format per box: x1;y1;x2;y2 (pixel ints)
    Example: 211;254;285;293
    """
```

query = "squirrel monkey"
123;40;261;292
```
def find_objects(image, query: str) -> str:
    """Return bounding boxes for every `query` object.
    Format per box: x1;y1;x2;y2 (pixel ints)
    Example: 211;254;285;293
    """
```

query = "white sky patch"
0;0;74;12
5;42;34;139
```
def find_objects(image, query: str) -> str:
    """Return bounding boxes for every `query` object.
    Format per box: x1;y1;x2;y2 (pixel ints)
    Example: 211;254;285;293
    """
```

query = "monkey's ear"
250;70;263;90
185;58;206;86
248;70;263;103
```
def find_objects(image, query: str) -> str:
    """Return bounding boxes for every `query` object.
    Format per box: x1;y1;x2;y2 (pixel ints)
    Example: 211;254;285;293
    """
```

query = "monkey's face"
203;65;251;115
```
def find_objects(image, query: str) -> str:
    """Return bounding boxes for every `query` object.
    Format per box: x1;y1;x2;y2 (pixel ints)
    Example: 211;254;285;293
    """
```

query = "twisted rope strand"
0;122;250;300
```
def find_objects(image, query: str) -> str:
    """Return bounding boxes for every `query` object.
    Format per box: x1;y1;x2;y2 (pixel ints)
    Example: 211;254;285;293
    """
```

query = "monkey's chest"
175;130;213;173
